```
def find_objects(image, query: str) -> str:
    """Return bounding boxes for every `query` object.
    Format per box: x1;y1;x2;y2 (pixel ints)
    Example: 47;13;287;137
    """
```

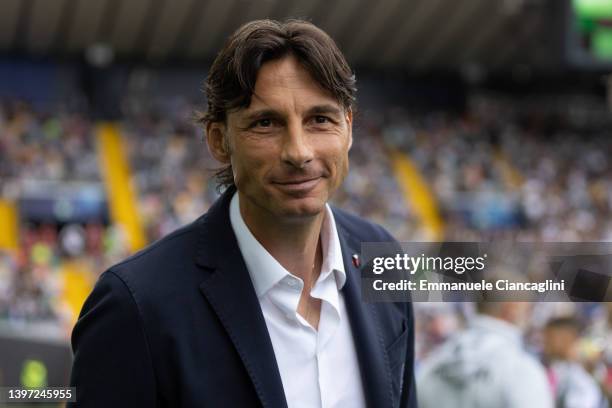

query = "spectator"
418;300;553;408
543;317;608;408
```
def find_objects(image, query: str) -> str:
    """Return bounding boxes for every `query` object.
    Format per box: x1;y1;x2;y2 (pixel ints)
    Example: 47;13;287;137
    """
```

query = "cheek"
337;153;350;185
323;143;350;183
332;147;349;169
230;144;276;184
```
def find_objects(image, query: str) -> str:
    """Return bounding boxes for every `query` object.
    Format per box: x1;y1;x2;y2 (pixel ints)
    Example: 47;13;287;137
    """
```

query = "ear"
345;108;353;150
206;122;231;164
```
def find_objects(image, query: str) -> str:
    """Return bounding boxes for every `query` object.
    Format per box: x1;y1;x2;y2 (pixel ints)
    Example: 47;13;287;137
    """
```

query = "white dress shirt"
229;192;366;408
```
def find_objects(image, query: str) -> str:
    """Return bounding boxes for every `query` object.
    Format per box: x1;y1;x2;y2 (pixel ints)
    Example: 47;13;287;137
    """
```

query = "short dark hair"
198;19;357;189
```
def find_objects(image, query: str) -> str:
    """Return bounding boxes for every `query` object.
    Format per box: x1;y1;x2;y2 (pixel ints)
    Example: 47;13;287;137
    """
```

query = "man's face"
543;327;578;361
210;55;352;221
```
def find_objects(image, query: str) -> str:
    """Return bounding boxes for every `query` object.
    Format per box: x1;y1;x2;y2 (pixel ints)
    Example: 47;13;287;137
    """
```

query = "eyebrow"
305;104;343;117
242;109;281;123
242;104;344;123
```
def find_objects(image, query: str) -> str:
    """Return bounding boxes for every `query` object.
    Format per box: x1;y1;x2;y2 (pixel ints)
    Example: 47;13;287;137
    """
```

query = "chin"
274;197;327;220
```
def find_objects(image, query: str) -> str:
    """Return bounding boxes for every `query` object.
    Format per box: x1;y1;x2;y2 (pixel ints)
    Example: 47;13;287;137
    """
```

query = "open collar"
196;186;394;408
228;191;346;298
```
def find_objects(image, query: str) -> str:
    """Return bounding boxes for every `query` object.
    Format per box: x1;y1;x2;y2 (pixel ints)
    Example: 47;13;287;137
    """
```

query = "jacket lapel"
336;219;395;408
194;189;394;408
196;187;288;408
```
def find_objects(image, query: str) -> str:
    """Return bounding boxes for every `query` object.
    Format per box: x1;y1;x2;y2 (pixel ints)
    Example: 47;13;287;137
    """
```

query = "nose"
280;123;314;168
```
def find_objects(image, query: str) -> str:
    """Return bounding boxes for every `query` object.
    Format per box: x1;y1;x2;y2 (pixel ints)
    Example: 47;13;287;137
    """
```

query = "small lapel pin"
352;254;361;268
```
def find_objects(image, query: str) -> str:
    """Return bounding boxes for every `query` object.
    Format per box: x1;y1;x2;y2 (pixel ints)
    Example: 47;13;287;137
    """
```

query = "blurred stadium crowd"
1;92;611;404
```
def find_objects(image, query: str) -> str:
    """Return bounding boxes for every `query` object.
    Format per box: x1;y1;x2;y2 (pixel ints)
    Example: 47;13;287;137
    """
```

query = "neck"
239;192;325;285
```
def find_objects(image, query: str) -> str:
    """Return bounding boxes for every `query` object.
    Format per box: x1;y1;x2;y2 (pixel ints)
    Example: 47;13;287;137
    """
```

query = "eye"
253;118;273;128
313;115;331;124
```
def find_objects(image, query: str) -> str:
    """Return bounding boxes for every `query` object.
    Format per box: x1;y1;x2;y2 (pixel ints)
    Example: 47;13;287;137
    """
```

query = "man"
69;19;417;407
418;300;553;408
542;317;608;408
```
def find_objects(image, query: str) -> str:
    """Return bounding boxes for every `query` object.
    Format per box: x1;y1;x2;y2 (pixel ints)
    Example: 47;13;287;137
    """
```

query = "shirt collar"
229;191;346;298
320;200;347;290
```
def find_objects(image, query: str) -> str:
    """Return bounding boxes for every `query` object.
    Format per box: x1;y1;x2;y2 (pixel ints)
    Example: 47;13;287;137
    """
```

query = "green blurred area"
573;0;612;19
593;27;612;58
573;0;612;60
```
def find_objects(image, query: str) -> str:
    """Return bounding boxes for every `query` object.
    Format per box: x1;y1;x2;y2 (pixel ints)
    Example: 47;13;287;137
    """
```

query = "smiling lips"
272;176;322;194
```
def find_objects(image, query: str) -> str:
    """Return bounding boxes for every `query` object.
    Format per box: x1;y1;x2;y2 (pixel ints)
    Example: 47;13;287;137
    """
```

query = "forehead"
245;55;339;112
545;325;577;335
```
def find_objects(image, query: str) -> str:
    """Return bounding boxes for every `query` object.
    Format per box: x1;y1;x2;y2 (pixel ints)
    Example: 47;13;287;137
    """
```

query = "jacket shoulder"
106;216;204;289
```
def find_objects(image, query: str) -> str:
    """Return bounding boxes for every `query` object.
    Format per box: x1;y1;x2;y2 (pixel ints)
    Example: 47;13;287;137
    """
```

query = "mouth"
272;177;322;194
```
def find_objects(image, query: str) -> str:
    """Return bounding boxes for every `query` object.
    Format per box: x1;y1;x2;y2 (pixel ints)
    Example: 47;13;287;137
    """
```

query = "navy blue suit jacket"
69;187;417;407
